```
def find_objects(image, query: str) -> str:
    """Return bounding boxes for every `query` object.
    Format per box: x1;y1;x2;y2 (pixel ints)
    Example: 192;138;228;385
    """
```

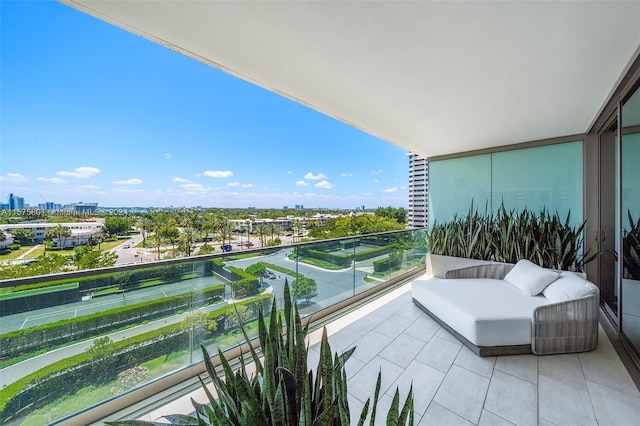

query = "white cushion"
504;259;559;296
542;271;597;303
412;278;550;346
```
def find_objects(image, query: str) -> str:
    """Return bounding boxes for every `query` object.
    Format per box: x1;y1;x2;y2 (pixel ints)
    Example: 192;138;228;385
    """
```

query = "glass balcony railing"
0;229;426;425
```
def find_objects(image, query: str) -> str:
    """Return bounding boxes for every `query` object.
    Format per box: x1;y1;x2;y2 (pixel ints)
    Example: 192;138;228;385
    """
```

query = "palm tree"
137;216;154;247
44;224;71;249
266;222;280;244
179;226;198;257
216;218;235;247
255;223;268;247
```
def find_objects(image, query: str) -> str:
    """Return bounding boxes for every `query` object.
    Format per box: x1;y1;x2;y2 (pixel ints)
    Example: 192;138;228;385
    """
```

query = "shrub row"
0;285;225;360
0;294;273;423
297;245;392;268
372;254;402;273
226;266;260;298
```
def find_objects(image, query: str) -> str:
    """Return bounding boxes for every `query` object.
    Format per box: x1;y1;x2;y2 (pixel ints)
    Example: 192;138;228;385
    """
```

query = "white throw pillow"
504;259;559;296
543;271;597;303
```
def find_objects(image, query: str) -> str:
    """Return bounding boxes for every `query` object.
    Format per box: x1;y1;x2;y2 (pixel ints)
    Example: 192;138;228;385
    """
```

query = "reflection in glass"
621;84;640;354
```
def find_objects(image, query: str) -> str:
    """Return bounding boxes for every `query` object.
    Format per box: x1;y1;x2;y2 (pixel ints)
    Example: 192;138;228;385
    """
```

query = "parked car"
122;244;130;249
266;270;276;279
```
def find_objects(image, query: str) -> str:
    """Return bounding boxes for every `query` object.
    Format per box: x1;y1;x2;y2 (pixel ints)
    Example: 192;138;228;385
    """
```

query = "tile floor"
140;284;640;425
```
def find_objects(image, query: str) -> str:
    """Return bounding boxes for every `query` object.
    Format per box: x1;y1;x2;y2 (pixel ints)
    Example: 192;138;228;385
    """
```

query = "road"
1;275;228;333
226;249;379;314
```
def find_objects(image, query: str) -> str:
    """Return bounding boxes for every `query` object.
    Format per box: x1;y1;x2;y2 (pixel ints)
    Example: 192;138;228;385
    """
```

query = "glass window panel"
428;154;491;227
491;141;583;226
621;84;640;354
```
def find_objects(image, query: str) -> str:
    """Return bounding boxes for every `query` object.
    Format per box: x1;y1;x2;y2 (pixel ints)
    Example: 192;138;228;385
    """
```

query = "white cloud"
315;180;333;189
203;170;233;178
78;184;101;189
287;171;293;174
304;172;327;180
382;186;398;193
57;166;100;179
173;177;190;183
341;173;353;177
370;169;383;176
164;153;172;159
227;182;253;188
295;180;308;186
38;177;66;184
113;178;143;185
182;183;207;191
0;173;29;182
373;179;380;183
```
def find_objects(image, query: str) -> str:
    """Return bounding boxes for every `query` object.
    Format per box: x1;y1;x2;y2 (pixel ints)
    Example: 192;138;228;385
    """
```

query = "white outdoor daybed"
411;257;599;356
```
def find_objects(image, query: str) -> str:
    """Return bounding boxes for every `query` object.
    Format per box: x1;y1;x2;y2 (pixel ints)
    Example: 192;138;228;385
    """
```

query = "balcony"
2;229;639;425
139;284;640;425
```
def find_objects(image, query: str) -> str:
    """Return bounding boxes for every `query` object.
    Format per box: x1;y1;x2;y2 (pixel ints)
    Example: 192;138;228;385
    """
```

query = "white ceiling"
62;1;640;159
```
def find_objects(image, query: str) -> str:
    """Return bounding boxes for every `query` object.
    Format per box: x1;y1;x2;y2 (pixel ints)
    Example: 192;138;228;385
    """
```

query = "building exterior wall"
0;222;104;245
407;152;428;228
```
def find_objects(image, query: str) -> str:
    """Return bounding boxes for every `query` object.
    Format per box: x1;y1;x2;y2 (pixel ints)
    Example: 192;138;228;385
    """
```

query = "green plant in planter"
426;201;493;260
107;281;413;425
429;202;597;272
623;210;640;280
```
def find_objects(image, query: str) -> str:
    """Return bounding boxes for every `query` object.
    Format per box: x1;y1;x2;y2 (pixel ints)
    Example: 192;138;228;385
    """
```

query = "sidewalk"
16;244;42;260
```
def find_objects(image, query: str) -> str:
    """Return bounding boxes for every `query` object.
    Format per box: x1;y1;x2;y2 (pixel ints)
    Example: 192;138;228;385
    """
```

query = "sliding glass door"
621;84;640;356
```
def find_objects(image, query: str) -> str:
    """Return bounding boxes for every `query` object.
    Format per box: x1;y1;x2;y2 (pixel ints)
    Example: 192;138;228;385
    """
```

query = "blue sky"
0;1;408;209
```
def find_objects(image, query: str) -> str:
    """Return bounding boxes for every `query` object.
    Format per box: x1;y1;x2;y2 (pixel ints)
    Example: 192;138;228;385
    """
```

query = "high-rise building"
407;152;428;228
8;193;16;210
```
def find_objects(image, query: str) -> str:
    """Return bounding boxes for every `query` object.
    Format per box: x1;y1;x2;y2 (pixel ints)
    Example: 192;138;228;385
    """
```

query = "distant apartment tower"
7;193;24;210
407;152;428;228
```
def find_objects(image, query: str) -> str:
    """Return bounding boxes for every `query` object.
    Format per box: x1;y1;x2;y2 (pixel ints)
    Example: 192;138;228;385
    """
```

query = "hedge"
372;255;402;273
0;285;225;360
226;266;260;298
0;294;272;423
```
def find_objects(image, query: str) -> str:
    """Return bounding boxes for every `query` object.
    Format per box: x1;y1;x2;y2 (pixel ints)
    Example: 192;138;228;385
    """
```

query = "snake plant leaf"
386;388;401;426
236;307;263;376
318;328;334;410
368;369;382;426
161;414;201;425
271;381;286;426
397;384;413;425
356;398;370;426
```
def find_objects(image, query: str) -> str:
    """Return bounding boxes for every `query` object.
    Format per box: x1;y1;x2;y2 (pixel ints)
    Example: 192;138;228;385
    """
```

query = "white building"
0;221;104;248
407;152;428;228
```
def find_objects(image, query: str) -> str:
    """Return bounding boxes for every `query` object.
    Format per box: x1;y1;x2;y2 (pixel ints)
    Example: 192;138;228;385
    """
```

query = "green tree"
255;223;268;247
72;245;118;270
292;276;318;304
375;206;407;224
158;225;180;250
136;215;154;247
44;224;72;248
9;228;34;245
245;262;268;279
179;226;199;256
198;243;215;255
0;229;6;244
86;336;117;382
182;311;216;343
103;216;132;236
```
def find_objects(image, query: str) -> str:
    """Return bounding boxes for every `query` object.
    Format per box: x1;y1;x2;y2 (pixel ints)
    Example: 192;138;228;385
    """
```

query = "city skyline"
0;1;409;210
